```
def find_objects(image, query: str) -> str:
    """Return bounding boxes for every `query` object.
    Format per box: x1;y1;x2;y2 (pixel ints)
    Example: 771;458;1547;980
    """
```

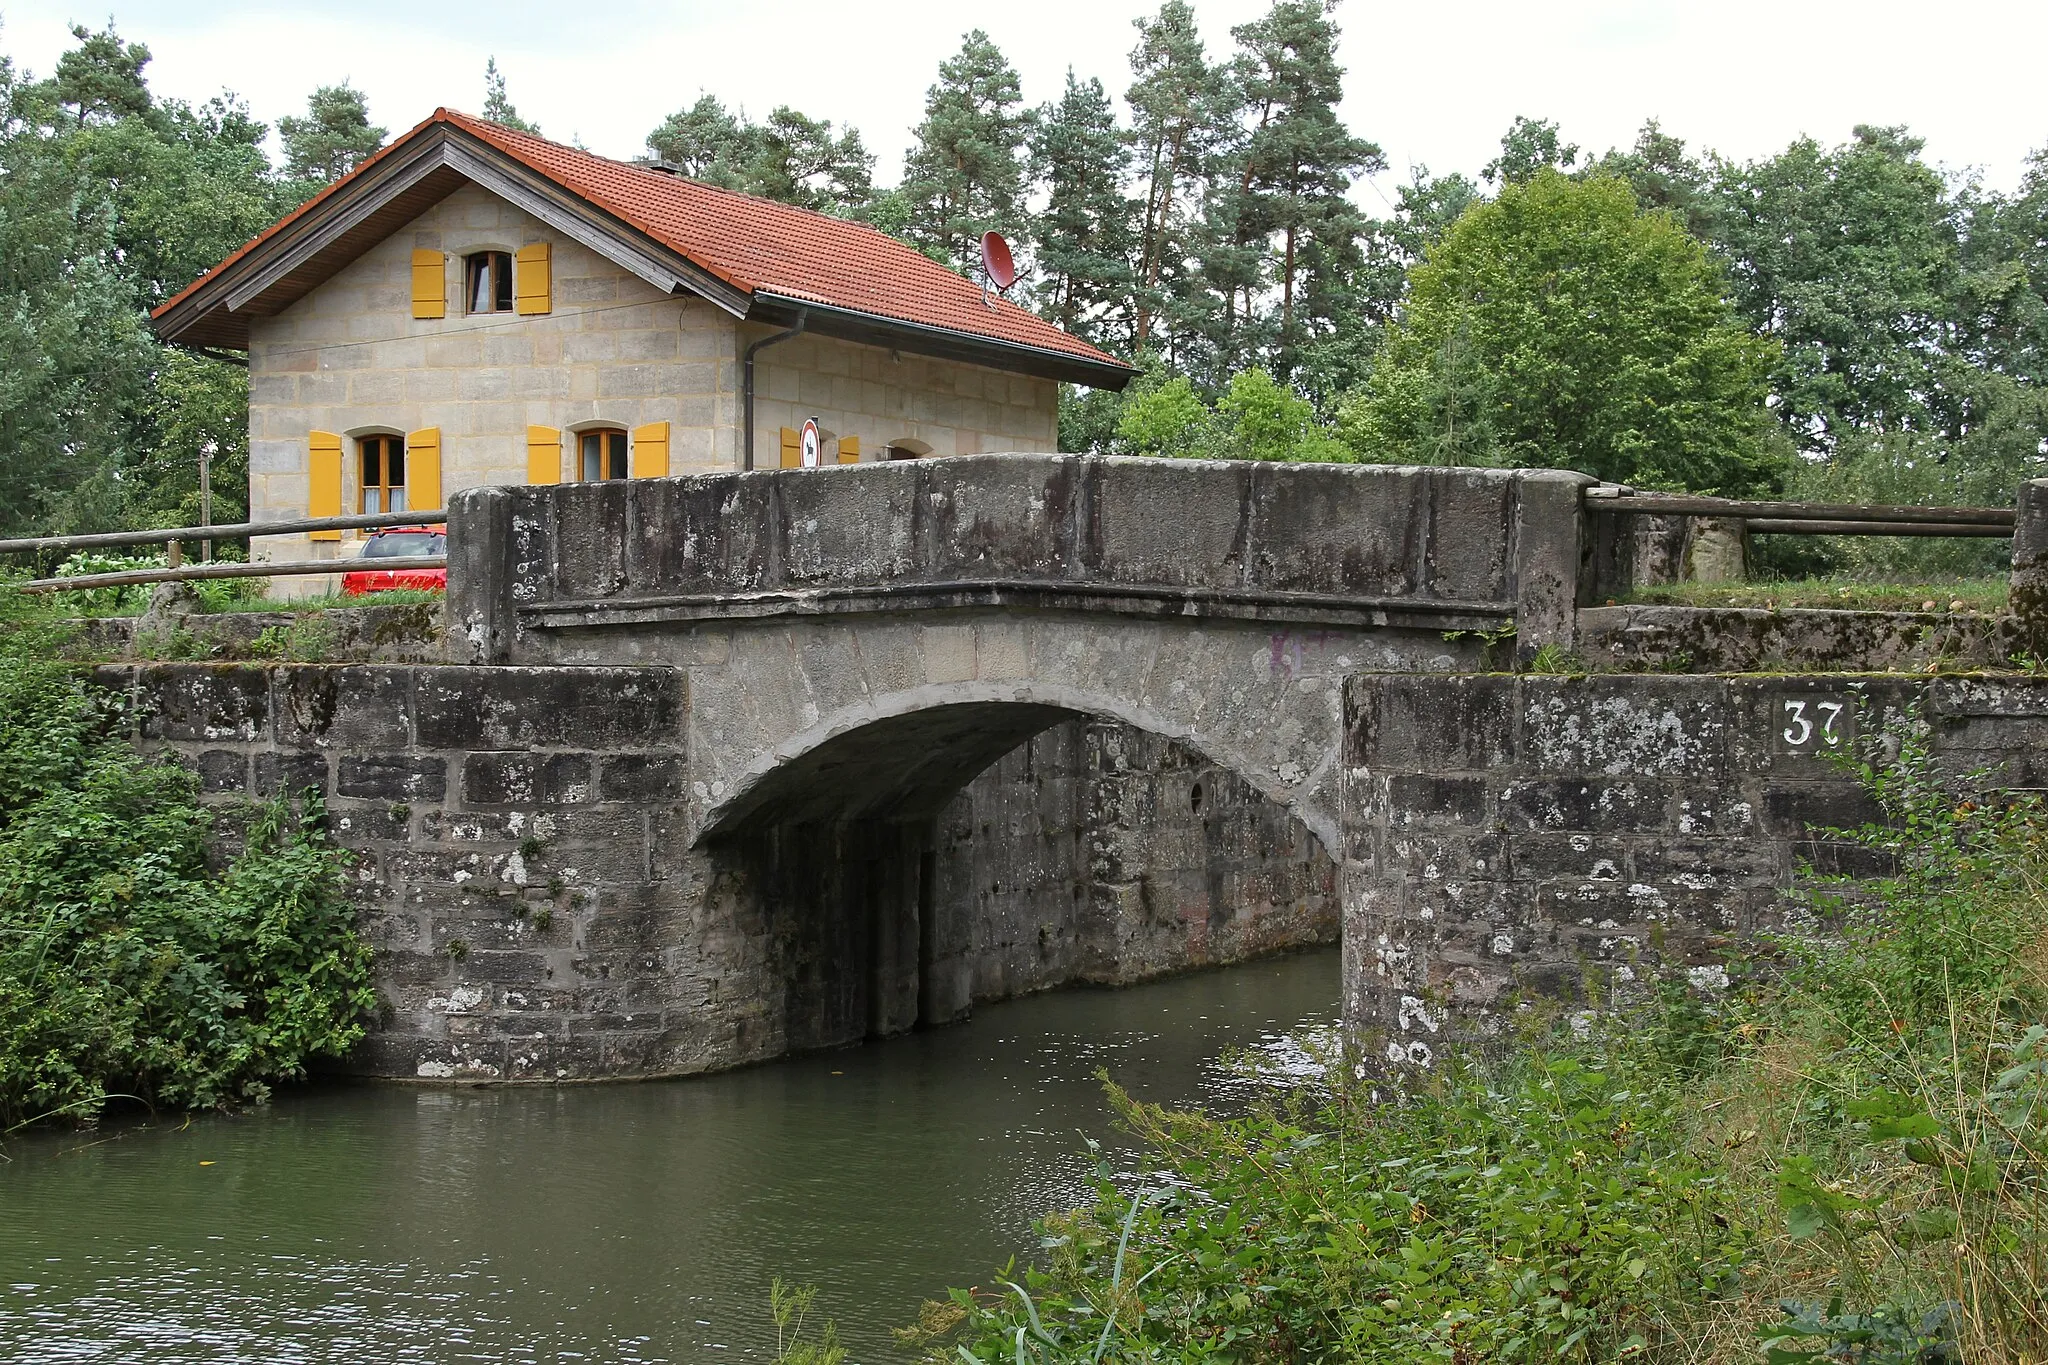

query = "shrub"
0;589;372;1129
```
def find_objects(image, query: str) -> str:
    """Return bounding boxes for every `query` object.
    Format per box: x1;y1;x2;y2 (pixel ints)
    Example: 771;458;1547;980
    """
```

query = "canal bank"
0;948;1338;1364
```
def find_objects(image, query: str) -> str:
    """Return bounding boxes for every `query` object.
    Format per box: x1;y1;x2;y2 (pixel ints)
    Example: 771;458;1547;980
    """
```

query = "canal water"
1;948;1338;1364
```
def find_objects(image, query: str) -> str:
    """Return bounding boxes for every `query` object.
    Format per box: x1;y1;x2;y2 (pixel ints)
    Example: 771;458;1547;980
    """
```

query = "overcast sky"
3;0;2044;198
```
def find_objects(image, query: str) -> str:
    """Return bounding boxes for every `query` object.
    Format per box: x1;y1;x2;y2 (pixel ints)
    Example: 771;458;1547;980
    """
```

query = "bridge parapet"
448;454;1591;663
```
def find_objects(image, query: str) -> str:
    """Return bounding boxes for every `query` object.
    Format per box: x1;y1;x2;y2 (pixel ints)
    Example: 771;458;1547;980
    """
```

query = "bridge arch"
697;679;1337;848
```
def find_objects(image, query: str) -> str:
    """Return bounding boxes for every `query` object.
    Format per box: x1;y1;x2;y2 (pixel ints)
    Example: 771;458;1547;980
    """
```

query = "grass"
199;588;443;614
1612;576;2009;615
50;587;444;618
928;723;2048;1363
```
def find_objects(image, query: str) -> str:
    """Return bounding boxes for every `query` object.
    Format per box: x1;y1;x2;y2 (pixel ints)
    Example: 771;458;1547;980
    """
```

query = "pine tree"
1228;0;1382;377
481;56;540;134
49;23;153;125
901;30;1030;271
645;94;754;186
1125;2;1225;355
1028;71;1135;346
750;107;874;215
279;83;384;184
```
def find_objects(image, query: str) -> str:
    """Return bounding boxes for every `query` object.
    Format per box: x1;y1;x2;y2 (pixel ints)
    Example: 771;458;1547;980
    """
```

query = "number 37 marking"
1782;699;1846;749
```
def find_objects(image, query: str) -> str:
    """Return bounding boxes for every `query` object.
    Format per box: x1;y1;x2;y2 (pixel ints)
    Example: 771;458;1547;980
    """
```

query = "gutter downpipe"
741;312;807;471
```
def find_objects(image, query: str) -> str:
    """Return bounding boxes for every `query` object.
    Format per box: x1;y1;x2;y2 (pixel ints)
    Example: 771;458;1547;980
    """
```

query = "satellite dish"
980;231;1016;293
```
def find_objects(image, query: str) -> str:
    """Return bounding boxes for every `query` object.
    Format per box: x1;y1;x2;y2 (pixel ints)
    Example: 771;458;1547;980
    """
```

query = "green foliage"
643;94;875;217
1617;576;2008;615
768;1280;846;1365
1484;114;1579;188
941;1054;1747;1363
278;82;384;185
50;551;162;615
933;729;2048;1362
480;57;539;135
0;595;372;1128
1354;172;1784;494
1114;367;1350;462
1223;0;1383;379
0;24;306;539
1029;72;1135;347
900;30;1031;272
1115;374;1214;459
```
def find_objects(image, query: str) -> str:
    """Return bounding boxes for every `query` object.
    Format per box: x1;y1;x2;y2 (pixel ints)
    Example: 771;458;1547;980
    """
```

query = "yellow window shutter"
407;427;443;511
308;431;343;540
514;242;552;315
410;249;446;319
779;426;801;469
526;425;562;484
837;435;860;465
631;421;670;478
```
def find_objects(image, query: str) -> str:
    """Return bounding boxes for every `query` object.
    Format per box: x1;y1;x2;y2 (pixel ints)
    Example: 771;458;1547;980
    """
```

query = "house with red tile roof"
152;109;1134;584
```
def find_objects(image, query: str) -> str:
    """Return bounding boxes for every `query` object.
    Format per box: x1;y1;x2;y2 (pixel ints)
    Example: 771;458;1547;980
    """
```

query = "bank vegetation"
920;721;2048;1363
0;586;373;1134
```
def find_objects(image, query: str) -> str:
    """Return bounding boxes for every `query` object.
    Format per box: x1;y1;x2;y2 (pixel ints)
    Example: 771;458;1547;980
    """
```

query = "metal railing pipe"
0;509;447;557
15;556;446;594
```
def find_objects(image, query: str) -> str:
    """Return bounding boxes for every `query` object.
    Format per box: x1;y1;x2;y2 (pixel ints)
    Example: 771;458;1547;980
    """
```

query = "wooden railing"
1584;488;2015;538
0;510;448;594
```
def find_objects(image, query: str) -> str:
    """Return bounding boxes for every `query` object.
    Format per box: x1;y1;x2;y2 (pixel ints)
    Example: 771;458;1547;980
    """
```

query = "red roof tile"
155;108;1129;377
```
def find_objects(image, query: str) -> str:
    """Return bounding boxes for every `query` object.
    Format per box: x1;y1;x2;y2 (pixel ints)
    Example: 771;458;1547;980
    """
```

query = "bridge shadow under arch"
696;697;1338;1061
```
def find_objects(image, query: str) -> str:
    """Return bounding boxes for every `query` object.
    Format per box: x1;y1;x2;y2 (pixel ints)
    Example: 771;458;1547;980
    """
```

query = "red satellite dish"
980;231;1017;293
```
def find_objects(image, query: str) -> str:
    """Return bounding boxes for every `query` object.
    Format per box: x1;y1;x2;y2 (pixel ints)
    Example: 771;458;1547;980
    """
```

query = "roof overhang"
152;121;751;350
747;294;1137;391
153;118;1137;392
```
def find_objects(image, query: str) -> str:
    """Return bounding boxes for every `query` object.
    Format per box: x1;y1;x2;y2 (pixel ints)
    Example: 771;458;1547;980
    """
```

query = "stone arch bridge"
114;457;2048;1080
450;454;1587;851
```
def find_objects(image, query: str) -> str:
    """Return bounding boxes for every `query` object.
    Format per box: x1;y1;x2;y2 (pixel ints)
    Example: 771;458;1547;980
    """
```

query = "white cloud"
3;0;2042;193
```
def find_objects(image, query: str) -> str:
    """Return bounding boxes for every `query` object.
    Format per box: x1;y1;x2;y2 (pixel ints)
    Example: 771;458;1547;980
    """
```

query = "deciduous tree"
1356;172;1781;493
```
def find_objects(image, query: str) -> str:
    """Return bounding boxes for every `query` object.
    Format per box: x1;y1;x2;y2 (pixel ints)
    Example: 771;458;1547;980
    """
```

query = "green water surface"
1;949;1338;1364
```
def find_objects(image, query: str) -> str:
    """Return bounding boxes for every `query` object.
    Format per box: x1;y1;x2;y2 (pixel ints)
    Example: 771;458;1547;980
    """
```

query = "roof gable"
152;109;1134;389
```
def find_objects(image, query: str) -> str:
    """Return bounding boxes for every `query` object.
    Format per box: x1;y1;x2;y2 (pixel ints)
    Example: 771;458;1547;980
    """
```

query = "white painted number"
1816;701;1845;747
1782;700;1811;747
1782;698;1847;750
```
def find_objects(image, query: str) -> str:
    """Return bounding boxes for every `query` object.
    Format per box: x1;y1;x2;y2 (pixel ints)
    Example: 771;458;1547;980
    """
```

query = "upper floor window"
465;251;514;314
360;434;406;513
579;428;628;480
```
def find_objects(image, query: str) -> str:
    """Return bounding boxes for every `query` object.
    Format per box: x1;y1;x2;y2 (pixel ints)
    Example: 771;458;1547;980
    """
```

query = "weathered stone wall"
925;720;1338;1016
96;663;1342;1081
1575;604;2019;674
745;325;1059;467
1342;672;2048;1063
96;662;697;1080
71;603;445;665
446;454;1593;853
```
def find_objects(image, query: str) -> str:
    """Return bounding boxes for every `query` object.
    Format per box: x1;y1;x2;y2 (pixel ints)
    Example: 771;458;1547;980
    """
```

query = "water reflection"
1;948;1338;1363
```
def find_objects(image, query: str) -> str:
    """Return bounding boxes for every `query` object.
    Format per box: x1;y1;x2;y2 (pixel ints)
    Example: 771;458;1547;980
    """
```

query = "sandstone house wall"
247;184;739;575
746;324;1059;467
243;182;1060;594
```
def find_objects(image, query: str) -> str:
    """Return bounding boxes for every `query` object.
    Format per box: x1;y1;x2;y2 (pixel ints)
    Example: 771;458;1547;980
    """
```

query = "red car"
341;527;448;596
